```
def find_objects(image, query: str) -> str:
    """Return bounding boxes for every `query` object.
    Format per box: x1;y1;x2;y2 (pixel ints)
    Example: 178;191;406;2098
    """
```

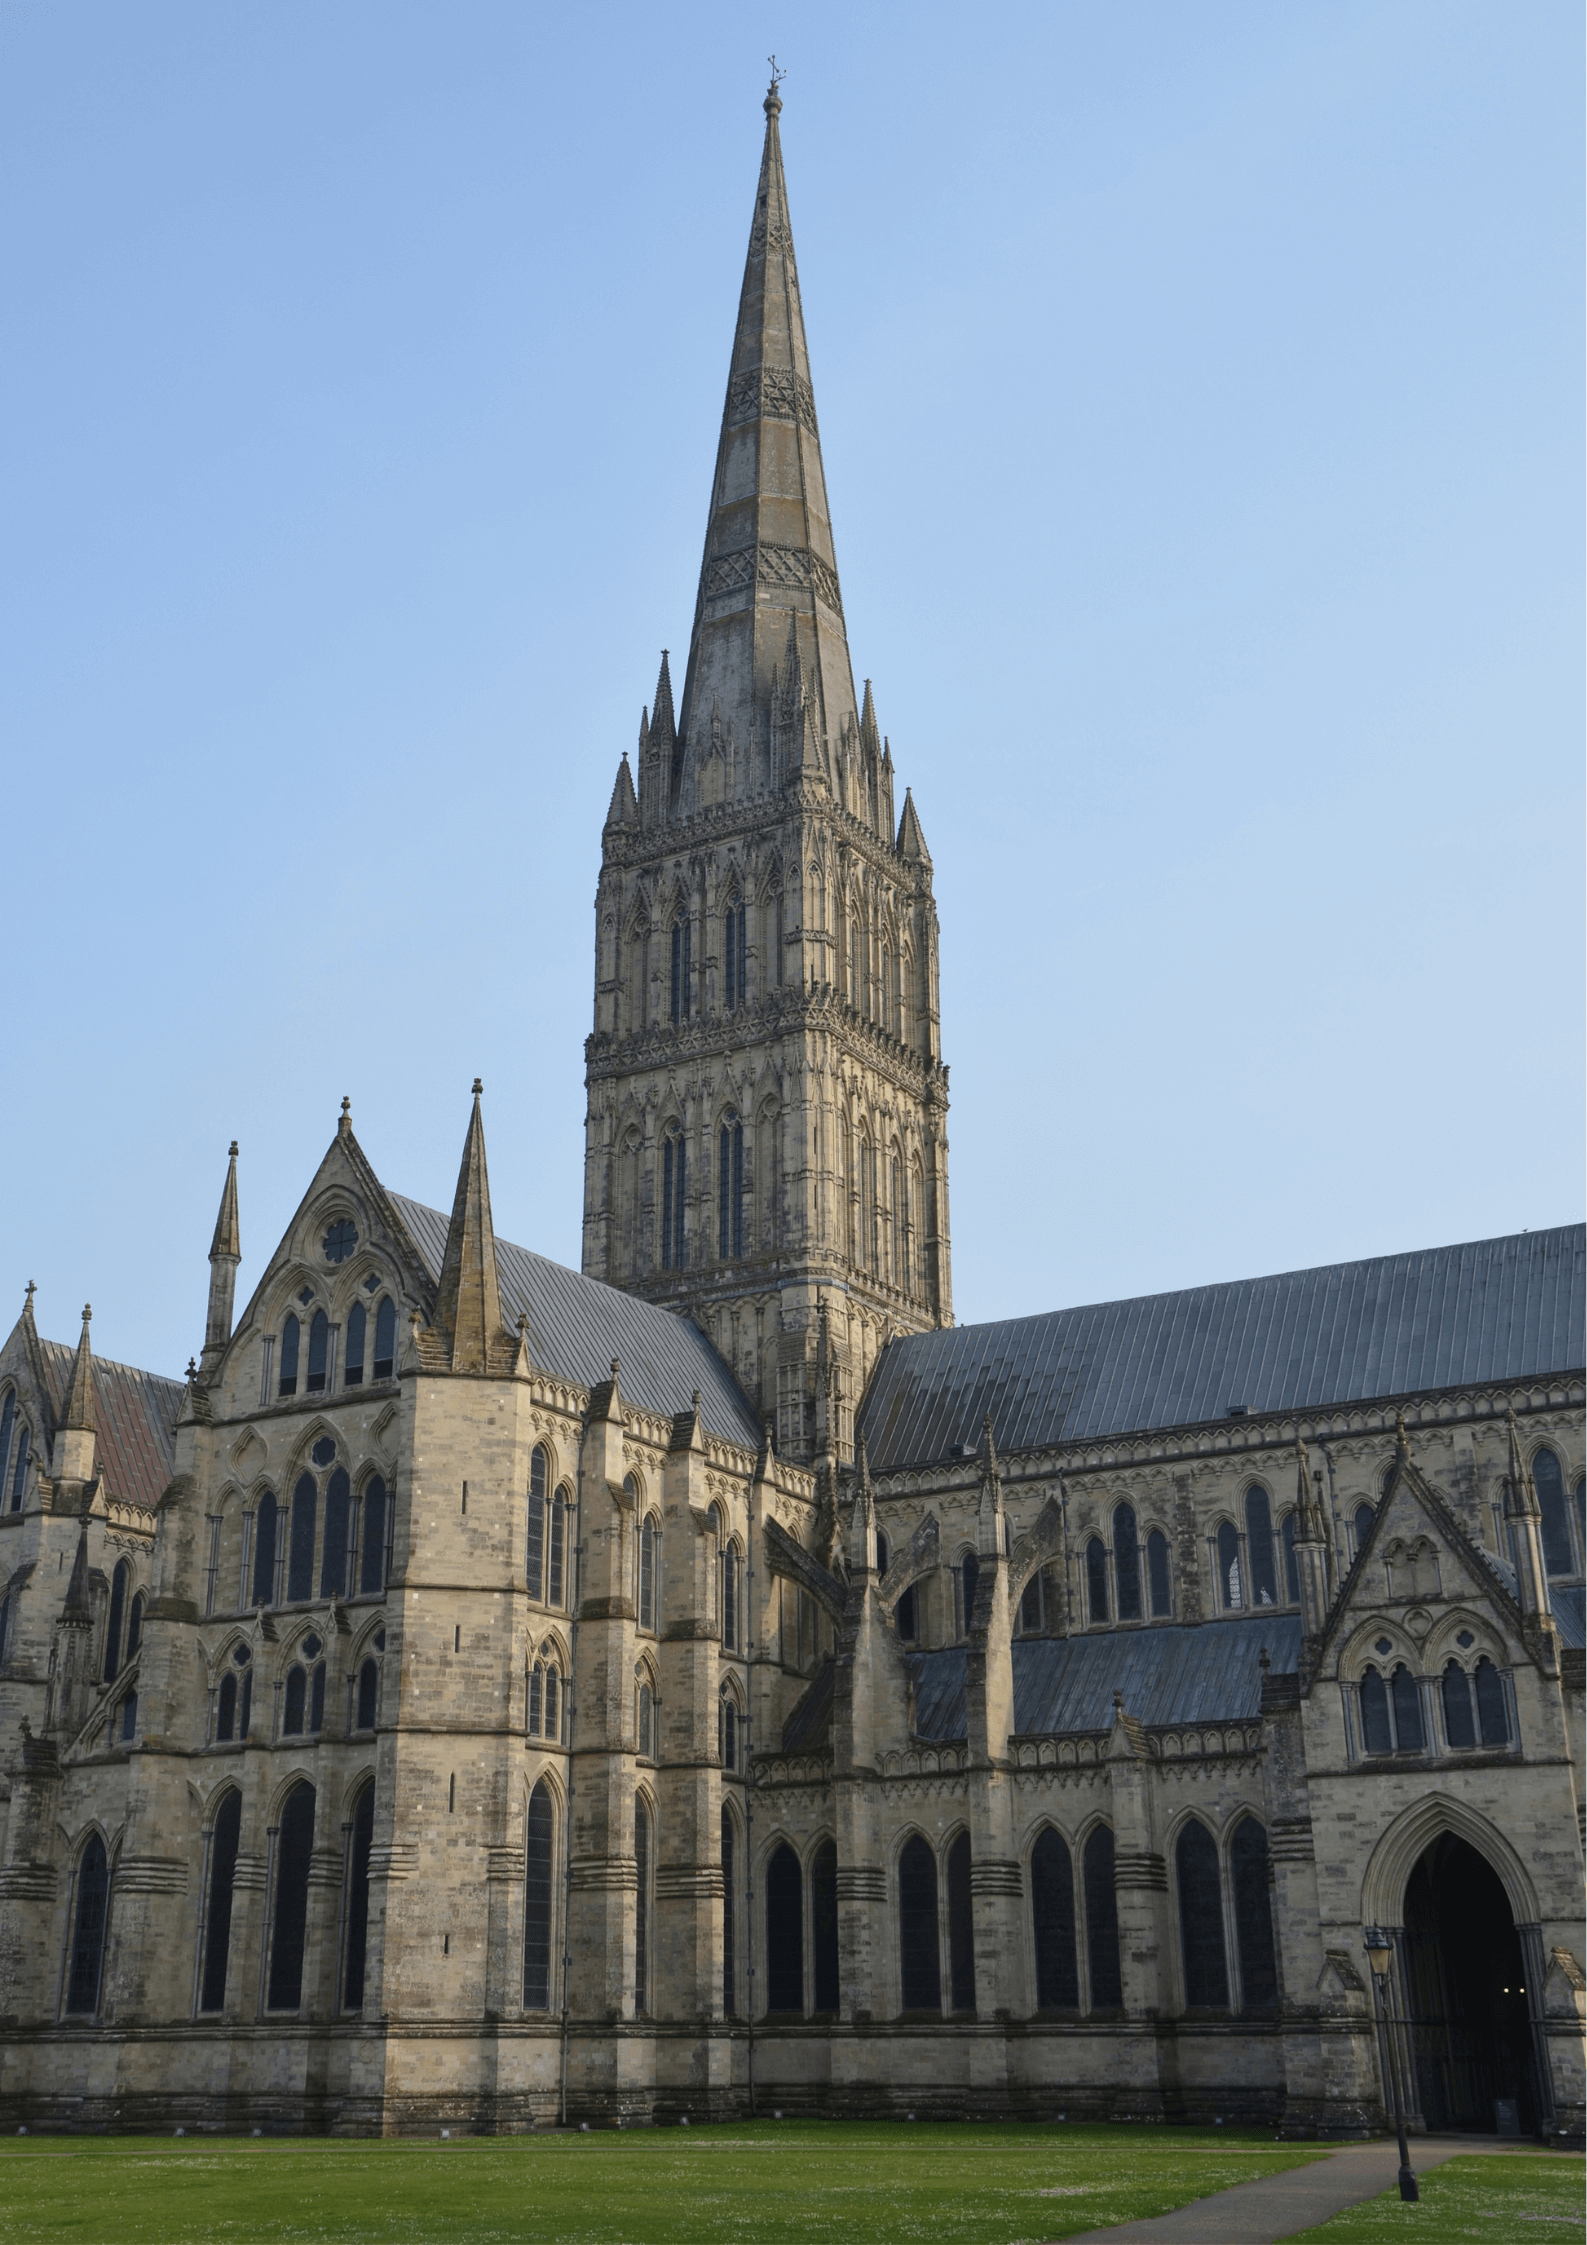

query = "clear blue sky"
2;1;1581;1380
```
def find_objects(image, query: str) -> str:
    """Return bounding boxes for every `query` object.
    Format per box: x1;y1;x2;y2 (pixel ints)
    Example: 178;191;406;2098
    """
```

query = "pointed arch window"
639;1515;658;1632
199;1788;243;2013
342;1300;366;1386
723;1541;741;1650
766;1841;804;2013
523;1779;555;2009
636;1672;656;1759
119;1690;138;1743
812;1837;840;2014
6;1422;26;1511
1176;1819;1228;2010
1114;1504;1142;1621
104;1558;130;1681
661;1131;687;1272
718;1113;744;1260
526;1446;548;1599
1359;1661;1423;1753
342;1782;376;2012
1281;1511;1300;1605
1533;1447;1575;1575
633;1797;652;2013
1230;1817;1278;2011
724;898;747;1011
216;1644;252;1742
1083;1824;1123;2008
1085;1536;1109;1623
372;1298;397;1382
670;916;692;1024
718;1685;738;1771
896;1159;912;1295
126;1591;144;1663
1474;1655;1509;1745
64;1834;111;2016
358;1476;388;1595
252;1490;278;1608
306;1310;330;1394
548;1487;568;1607
1216;1520;1242;1610
267;1782;316;2011
946;1830;975;2014
721;1808;737;2015
529;1662;543;1735
287;1473;317;1602
320;1468;351;1598
1351;1501;1374;1556
356;1657;379;1731
898;1834;940;2013
1147;1529;1173;1618
278;1313;300;1398
1244;1486;1278;1606
1031;1827;1079;2010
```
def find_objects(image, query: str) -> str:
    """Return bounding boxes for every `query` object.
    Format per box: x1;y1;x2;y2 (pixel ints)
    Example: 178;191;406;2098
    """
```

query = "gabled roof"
389;1195;761;1450
38;1343;181;1512
859;1225;1585;1471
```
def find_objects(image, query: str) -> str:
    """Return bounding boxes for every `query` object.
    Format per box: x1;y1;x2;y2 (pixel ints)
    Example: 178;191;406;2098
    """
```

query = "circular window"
323;1220;358;1264
311;1437;337;1468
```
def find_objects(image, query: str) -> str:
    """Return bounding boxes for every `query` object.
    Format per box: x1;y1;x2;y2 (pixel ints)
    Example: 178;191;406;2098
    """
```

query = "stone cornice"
584;984;945;1104
871;1377;1586;1498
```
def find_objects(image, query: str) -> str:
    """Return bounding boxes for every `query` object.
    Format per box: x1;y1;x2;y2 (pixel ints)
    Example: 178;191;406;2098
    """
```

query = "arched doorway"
1401;1834;1538;2132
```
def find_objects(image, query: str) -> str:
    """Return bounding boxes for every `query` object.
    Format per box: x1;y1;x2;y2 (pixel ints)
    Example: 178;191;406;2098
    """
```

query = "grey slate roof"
38;1342;181;1514
389;1195;762;1451
859;1226;1585;1471
909;1615;1304;1742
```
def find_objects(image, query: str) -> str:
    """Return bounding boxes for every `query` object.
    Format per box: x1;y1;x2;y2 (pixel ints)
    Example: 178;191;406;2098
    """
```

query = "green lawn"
0;2120;1326;2244
1290;2151;1583;2240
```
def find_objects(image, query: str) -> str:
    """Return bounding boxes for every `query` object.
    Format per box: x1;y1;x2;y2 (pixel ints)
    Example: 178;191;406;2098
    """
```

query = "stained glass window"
523;1780;554;2009
1175;1820;1228;2009
1084;1824;1122;2008
267;1783;316;2010
898;1835;940;2012
1114;1504;1141;1621
199;1789;242;2012
1031;1827;1079;2010
946;1831;976;2014
1230;1817;1277;2011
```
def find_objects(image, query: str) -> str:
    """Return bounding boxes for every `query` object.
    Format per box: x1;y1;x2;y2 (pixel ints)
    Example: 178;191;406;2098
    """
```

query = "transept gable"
1312;1433;1528;1680
224;1109;438;1391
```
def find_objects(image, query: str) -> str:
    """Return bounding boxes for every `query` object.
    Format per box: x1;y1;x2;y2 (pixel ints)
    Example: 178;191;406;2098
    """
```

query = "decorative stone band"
487;1848;527;1884
1268;1817;1316;1868
725;365;819;439
368;1843;419;1885
748;214;793;257
654;1866;725;1902
1112;1847;1169;1895
702;541;843;617
232;1854;269;1894
0;1863;57;1902
306;1845;344;1889
567;1856;639;1895
111;1855;190;1896
835;1866;887;1903
968;1858;1023;1899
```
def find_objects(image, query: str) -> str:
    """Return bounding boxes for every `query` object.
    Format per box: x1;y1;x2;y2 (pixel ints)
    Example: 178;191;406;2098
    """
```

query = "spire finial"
338;1096;352;1139
62;1301;96;1434
472;1077;483;1098
23;1280;36;1319
766;56;785;115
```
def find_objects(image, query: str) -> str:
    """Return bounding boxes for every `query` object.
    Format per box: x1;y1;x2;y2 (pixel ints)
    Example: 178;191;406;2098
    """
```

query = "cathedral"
0;81;1582;2144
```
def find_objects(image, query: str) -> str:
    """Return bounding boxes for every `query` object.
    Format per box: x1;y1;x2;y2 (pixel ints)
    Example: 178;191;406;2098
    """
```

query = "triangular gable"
1314;1436;1528;1669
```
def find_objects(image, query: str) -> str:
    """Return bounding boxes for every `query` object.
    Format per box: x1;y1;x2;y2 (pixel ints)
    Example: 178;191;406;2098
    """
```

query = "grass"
1290;2151;1583;2239
0;2119;1329;2244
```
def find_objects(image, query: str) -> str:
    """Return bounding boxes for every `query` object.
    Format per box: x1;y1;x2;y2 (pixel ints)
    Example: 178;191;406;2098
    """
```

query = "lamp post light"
1363;1926;1419;2203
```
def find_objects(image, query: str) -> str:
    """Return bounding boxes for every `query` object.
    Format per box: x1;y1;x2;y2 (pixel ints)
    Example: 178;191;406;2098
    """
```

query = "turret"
201;1141;241;1369
1291;1436;1332;1636
51;1304;97;1486
975;1414;1007;1562
432;1081;507;1375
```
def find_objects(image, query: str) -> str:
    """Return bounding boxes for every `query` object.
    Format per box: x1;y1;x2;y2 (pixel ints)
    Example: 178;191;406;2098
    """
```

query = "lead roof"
858;1225;1586;1472
390;1195;762;1451
37;1343;182;1513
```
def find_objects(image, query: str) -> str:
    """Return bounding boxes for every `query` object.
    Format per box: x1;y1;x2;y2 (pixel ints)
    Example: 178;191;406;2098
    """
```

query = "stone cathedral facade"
0;85;1583;2144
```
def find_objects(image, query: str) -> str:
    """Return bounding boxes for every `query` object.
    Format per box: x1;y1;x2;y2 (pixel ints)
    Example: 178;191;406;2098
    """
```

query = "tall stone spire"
674;75;858;796
432;1081;506;1376
202;1141;241;1368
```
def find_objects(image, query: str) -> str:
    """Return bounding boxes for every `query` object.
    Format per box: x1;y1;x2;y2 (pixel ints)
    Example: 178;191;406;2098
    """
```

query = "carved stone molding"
703;542;843;616
726;365;819;439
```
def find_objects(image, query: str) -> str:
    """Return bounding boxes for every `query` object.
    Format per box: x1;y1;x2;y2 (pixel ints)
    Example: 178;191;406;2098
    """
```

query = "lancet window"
718;1113;744;1260
64;1834;111;2017
523;1779;555;2010
104;1559;131;1681
199;1789;242;2013
216;1645;252;1742
723;897;747;1011
1147;1528;1173;1617
1244;1485;1278;1606
661;1130;687;1272
670;916;692;1024
1359;1660;1424;1754
281;1633;326;1738
1533;1447;1576;1575
765;1841;804;2013
633;1798;652;2013
266;1782;316;2010
1440;1654;1509;1749
342;1782;376;2012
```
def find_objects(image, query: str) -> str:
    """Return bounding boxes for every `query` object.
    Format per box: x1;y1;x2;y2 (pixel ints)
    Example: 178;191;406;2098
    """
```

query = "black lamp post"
1363;1925;1419;2202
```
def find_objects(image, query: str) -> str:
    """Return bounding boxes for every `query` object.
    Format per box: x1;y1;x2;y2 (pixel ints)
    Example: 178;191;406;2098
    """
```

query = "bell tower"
582;77;952;1461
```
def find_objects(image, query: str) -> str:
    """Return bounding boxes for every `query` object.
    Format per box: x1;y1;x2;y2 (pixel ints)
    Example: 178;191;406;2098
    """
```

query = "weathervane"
768;54;786;89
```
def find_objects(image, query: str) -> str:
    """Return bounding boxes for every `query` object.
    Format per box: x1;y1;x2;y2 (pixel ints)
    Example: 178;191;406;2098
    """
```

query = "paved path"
1056;2136;1568;2244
